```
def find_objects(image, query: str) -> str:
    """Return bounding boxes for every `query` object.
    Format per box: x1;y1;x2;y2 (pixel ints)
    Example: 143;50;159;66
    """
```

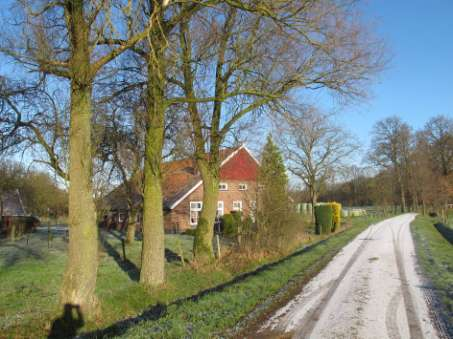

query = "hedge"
329;202;342;232
314;205;333;235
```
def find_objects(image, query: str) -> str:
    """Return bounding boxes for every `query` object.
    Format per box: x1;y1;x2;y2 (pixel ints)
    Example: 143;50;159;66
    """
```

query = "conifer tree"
257;135;288;248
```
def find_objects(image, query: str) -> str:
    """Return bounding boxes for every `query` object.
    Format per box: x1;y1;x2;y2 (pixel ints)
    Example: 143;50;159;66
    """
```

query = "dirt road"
258;214;443;339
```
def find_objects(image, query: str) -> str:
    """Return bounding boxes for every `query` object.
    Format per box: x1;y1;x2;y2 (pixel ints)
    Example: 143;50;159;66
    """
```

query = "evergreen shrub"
315;204;333;235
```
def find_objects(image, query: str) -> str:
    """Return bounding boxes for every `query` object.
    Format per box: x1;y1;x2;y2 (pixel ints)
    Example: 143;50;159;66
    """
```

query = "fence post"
47;223;51;248
216;234;221;259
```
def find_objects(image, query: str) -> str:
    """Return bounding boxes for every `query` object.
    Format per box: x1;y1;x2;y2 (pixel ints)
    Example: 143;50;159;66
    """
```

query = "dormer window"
219;182;228;191
238;183;247;190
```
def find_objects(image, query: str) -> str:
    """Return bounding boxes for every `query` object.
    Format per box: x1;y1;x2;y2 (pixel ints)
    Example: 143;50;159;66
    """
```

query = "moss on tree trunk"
60;83;98;317
193;165;219;262
140;39;165;287
60;4;98;316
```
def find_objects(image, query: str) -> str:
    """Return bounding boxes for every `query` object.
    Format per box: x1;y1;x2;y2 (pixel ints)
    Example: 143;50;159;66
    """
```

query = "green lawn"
0;216;384;338
411;215;453;337
447;209;453;229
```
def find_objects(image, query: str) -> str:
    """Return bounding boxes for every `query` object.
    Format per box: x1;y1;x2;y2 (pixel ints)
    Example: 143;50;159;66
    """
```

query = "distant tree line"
320;115;453;215
0;162;68;217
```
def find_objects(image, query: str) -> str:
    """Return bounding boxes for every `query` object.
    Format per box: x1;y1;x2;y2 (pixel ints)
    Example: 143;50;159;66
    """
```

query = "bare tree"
0;0;153;315
0;77;68;179
174;0;383;260
368;116;412;212
97;104;144;243
280;107;359;209
411;117;453;215
423;115;453;176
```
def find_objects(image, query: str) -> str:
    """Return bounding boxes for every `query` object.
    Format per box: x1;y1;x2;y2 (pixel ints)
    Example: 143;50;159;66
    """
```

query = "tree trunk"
60;4;98;316
399;185;406;213
310;185;318;220
60;83;98;316
140;37;165;287
396;169;407;213
125;208;137;244
10;219;15;242
193;164;219;262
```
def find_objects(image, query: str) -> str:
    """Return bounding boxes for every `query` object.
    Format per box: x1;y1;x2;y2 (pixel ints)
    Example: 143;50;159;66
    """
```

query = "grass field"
0;216;384;338
411;215;453;337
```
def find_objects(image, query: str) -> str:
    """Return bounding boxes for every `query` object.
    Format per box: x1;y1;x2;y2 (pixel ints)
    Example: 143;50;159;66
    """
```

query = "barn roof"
105;145;259;211
1;189;26;216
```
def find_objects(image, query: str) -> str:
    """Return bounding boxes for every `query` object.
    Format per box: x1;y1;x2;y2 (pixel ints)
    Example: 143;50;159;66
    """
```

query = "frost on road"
258;214;442;339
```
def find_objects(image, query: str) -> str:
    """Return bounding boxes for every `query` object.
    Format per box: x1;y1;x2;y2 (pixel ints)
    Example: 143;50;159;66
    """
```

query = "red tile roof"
106;145;258;210
162;147;238;208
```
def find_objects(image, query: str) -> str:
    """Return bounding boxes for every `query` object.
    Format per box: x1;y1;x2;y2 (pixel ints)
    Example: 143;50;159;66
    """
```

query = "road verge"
83;216;384;338
411;215;452;338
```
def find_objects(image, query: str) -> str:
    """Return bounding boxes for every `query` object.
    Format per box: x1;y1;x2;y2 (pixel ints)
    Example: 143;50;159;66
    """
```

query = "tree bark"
60;82;98;316
309;185;318;220
125;208;137;244
398;175;407;213
140;34;165;287
193;163;219;262
60;3;98;316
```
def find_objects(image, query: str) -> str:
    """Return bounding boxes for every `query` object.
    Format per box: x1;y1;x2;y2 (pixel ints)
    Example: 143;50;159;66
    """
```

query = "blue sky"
337;0;453;156
1;1;452;169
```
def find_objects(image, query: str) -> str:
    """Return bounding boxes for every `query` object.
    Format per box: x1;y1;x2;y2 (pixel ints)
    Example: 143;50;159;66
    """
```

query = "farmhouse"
105;145;259;233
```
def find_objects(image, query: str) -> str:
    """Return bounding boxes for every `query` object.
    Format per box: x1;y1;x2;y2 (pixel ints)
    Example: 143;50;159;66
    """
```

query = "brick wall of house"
164;179;258;232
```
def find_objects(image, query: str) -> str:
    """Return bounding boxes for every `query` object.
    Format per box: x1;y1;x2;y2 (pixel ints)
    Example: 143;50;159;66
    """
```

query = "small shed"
0;189;39;238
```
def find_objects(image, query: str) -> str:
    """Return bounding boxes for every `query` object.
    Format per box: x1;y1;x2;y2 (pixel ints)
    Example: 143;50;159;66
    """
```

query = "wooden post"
48;223;51;248
47;208;52;248
177;238;185;267
216;234;221;259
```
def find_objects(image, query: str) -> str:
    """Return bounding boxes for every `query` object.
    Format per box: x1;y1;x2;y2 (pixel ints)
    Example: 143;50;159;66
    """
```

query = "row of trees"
0;0;383;316
368;114;452;212
321;115;453;212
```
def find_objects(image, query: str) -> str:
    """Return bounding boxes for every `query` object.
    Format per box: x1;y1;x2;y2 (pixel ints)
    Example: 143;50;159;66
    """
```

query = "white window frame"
218;182;228;191
189;201;203;226
238;183;248;191
232;200;243;212
217;201;224;217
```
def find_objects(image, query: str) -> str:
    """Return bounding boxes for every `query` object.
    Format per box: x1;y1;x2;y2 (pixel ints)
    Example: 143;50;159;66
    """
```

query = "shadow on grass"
434;223;453;245
99;232;140;282
48;303;84;339
99;231;188;283
0;243;43;268
165;248;188;263
80;233;337;338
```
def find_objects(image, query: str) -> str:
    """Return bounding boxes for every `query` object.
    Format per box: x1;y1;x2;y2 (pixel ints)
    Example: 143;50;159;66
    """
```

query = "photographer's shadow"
48;304;84;339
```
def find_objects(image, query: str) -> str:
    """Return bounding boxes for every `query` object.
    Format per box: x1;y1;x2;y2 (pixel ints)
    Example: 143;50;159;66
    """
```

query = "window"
238;183;248;190
189;201;203;226
219;182;228;191
232;200;243;212
217;201;224;217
